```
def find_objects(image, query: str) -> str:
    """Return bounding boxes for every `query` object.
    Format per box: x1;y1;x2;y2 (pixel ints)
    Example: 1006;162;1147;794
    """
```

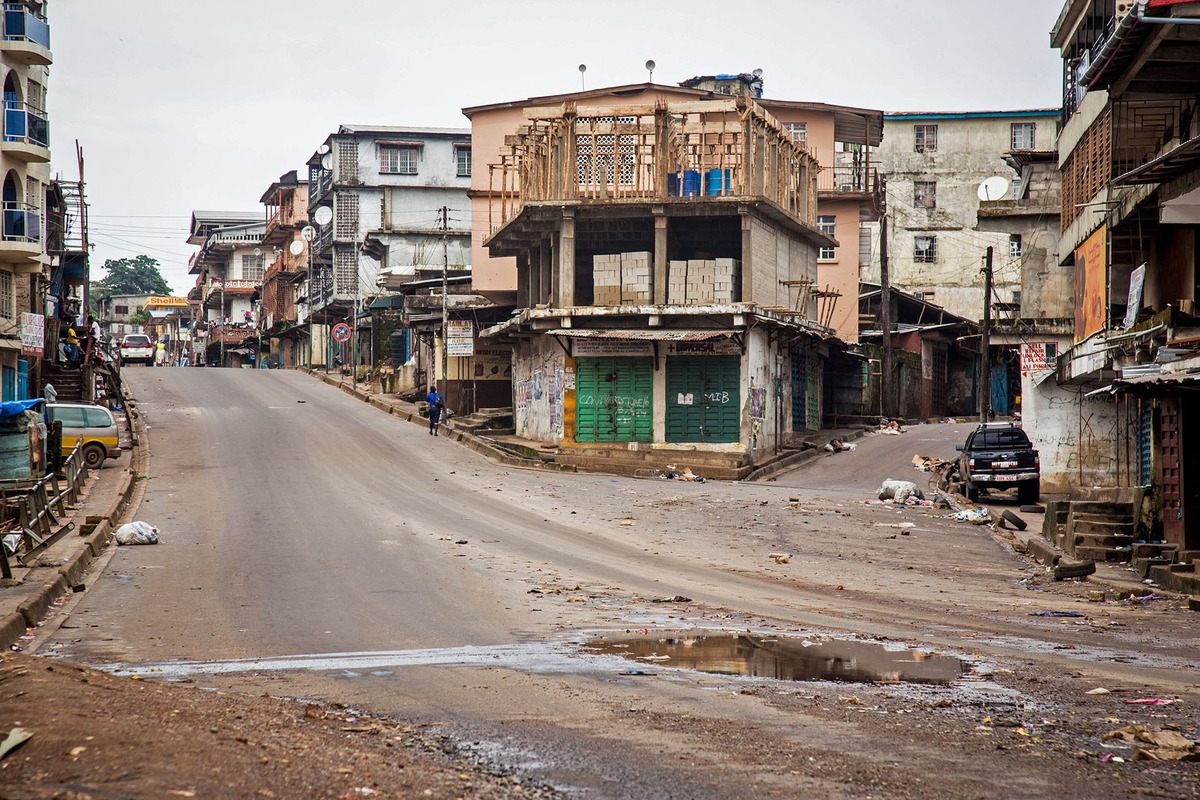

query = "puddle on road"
581;632;964;685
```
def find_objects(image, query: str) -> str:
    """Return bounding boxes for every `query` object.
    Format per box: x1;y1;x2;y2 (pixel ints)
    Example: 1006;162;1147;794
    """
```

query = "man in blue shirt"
426;383;445;436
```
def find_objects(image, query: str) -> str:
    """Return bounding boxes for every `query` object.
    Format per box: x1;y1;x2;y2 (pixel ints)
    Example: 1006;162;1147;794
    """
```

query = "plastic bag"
877;479;924;504
113;521;159;545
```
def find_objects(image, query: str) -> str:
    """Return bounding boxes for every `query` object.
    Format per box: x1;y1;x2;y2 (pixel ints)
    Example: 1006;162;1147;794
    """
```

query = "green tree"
91;255;172;311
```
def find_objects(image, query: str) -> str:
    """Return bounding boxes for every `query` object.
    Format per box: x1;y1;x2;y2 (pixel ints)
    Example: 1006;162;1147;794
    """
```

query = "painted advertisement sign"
1074;226;1107;343
446;320;474;357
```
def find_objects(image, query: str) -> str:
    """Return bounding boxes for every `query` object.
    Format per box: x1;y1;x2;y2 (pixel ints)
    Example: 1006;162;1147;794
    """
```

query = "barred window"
1011;123;1035;150
576;117;635;185
381;146;419;175
914;181;936;209
914;124;937;153
335;193;359;240
337;139;359;180
455;146;471;177
914;235;937;263
1009;234;1023;258
334;247;357;294
785;122;807;147
241;253;264;282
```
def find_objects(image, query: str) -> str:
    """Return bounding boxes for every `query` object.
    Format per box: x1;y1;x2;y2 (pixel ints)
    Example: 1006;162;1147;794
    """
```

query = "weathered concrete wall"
747;216;818;312
1024;375;1120;494
512;336;566;443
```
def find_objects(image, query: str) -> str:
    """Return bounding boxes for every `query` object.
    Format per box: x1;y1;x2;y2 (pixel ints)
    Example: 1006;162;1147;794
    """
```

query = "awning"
1110;371;1200;393
1111;133;1200;186
545;329;732;341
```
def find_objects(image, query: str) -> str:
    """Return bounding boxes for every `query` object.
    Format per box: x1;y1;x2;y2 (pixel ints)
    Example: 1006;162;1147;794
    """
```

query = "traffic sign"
332;322;351;342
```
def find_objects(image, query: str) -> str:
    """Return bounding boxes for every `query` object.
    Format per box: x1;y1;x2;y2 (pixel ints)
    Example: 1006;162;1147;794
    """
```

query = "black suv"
955;422;1040;503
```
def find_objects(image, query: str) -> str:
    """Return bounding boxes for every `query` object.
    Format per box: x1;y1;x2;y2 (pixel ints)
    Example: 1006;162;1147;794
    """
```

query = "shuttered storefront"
665;356;740;443
790;349;820;431
574;357;652;443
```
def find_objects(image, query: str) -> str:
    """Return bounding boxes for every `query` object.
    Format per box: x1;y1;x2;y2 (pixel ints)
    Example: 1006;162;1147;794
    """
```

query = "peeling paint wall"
512;337;566;443
1024;376;1120;493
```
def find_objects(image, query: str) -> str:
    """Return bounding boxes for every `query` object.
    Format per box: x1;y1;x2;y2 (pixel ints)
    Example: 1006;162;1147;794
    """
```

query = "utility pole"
440;205;449;385
352;236;360;391
980;246;993;423
878;176;893;419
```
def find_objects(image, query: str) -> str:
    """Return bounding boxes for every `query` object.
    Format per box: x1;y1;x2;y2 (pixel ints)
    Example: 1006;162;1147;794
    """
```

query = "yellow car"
45;403;121;469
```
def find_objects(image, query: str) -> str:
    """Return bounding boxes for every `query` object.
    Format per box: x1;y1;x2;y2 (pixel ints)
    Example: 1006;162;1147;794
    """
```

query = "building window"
914;124;937;153
0;270;12;320
914;235;937;263
241;253;264;282
915;291;935;302
1011;122;1036;150
914;181;936;209
1012;290;1022;307
455;146;471;177
114;304;129;316
1009;234;1023;258
817;215;836;260
381;146;419;175
785;123;807;147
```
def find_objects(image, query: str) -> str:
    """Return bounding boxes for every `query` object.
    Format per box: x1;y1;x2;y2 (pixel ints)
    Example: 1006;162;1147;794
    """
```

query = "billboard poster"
445;320;474;357
1122;263;1146;331
1074;226;1107;343
21;313;44;357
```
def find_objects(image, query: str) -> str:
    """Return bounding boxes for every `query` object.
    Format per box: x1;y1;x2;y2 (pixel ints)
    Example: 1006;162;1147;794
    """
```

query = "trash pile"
879;418;905;435
659;466;705;483
113;521;159;545
911;454;951;473
1103;725;1200;762
877;479;924;504
823;438;857;453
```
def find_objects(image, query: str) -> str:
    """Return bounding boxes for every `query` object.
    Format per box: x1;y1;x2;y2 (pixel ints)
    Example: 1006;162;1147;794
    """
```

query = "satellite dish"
578;63;587;90
645;59;656;81
752;68;763;78
321;153;333;170
289;240;305;256
253;247;262;256
578;63;587;73
300;225;316;242
978;176;1011;202
317;144;330;155
313;206;333;226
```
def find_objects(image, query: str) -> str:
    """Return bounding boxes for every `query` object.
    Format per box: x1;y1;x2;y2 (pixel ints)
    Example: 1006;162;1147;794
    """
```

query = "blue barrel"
667;172;679;196
705;169;732;196
681;170;701;197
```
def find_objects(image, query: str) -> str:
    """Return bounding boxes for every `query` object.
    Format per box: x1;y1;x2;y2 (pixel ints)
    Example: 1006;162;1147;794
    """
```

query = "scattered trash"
1030;610;1084;618
0;727;32;760
878;479;924;504
113;521;159;545
952;508;992;525
1086;687;1112;695
619;669;656;676
651;595;692;603
823;439;856;453
1087;591;1107;603
1000;510;1027;531
1100;753;1125;763
1127;593;1162;602
1123;698;1178;706
768;552;792;564
454;539;468;545
911;454;950;473
660;467;705;482
879;418;905;434
1104;725;1200;761
1054;559;1097;581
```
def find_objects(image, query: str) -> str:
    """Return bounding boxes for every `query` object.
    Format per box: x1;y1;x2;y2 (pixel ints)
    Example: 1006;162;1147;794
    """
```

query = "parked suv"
955;422;1040;503
45;403;121;469
119;334;154;366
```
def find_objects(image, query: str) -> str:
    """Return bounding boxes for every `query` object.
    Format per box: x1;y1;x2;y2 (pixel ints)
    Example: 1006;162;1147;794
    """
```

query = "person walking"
426;383;445;436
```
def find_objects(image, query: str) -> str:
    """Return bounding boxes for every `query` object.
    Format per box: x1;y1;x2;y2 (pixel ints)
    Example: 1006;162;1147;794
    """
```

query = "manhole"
581;631;964;685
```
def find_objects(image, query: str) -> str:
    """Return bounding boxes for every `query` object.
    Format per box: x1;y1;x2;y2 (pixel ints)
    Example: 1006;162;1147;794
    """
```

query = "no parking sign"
332;322;351;342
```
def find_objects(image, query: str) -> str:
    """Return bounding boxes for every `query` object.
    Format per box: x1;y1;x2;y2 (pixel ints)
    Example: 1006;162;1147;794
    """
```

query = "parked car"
955;422;1040;503
119;334;154;366
45;403;121;469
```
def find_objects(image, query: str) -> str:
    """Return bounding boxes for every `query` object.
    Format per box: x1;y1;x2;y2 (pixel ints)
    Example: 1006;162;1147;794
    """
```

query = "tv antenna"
645;60;656;82
578;63;587;90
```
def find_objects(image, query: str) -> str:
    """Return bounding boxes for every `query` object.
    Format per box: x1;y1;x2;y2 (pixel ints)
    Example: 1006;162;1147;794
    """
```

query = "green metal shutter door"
666;356;740;443
806;350;820;432
791;350;806;430
575;357;652;443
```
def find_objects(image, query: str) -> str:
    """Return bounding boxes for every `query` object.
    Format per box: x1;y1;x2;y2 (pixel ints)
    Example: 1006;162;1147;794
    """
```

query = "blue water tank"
680;170;701;197
705;169;732;196
667;172;679;196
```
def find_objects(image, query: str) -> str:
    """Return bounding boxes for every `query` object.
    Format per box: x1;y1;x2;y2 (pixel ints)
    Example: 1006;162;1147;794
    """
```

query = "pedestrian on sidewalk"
426;383;445;436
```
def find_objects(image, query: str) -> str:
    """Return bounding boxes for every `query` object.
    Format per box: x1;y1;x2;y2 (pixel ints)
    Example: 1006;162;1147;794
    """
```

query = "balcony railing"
817;165;877;194
2;201;39;243
3;4;49;49
4;102;47;148
308;168;332;208
487;96;822;237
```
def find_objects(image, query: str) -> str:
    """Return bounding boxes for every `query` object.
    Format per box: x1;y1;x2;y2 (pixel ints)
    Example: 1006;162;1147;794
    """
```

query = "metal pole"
878;177;892;419
441;206;448;385
352;236;359;391
980;246;993;423
220;282;225;368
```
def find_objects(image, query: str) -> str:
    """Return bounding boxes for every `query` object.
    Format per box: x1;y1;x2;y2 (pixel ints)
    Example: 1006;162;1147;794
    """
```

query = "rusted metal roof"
545;329;731;341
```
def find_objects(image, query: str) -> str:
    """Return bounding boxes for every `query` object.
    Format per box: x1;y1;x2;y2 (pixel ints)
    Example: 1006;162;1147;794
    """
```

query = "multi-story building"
186;211;264;367
257;170;308;369
1052;0;1200;556
1;0;52;399
463;77;882;475
304;125;472;372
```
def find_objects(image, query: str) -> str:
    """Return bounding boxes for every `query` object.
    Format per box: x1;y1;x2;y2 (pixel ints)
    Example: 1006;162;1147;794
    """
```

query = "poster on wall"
1074;225;1107;343
21;313;43;357
1020;343;1054;375
1122;263;1146;331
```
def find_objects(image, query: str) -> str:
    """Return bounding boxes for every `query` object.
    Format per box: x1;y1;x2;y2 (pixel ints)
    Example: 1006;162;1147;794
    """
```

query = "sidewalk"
0;449;139;650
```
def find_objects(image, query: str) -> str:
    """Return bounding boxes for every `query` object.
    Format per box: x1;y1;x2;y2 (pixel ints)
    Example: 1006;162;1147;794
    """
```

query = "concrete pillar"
559;210;576;307
540;243;552;307
653;211;668;305
740;210;753;303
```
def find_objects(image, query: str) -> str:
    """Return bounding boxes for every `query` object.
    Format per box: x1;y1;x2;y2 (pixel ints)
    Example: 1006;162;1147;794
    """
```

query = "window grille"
785;123;807;147
576;117;635;185
334;247;357;294
381;146;419;175
1009;234;1022;258
337;139;358;181
1011;123;1035;150
914;235;937;263
818;215;836;260
0;270;12;320
914;181;936;209
914;124;937;153
241;252;264;281
335;193;359;240
455;146;471;177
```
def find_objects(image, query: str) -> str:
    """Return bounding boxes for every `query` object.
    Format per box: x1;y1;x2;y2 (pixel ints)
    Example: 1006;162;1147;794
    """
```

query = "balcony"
816;165;877;196
308;168;332;209
3;102;48;162
2;4;50;65
487;96;822;238
0;201;40;268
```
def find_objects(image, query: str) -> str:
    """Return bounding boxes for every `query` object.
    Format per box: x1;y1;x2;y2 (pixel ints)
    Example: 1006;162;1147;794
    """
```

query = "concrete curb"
745;428;872;483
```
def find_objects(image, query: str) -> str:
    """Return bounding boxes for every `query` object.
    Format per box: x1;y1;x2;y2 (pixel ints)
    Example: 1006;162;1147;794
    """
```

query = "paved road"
37;369;1200;800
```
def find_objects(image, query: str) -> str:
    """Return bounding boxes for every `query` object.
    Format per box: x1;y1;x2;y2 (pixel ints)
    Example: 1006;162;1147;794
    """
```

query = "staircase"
40;363;89;403
1042;487;1143;563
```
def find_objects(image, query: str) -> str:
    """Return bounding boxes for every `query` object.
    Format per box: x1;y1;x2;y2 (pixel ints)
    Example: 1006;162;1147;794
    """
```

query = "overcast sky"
47;0;1065;296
